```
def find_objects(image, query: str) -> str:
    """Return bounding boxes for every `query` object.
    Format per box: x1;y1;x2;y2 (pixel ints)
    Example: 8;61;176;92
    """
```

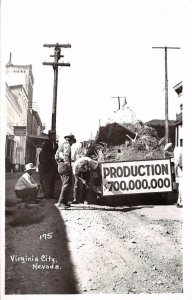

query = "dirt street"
5;174;183;295
59;203;183;294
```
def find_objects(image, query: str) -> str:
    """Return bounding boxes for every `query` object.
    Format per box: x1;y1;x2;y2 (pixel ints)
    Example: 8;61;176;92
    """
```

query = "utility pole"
152;46;180;144
43;43;71;134
111;96;126;111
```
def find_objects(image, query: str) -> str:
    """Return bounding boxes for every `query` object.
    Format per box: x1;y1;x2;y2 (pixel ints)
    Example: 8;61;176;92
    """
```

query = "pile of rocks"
101;121;165;162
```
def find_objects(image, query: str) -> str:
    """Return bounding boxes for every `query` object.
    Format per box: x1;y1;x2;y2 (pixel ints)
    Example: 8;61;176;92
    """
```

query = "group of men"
14;132;183;208
15;131;100;208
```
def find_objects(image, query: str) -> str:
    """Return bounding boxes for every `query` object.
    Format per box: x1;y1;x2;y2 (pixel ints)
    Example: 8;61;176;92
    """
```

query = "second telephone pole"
43;43;71;133
152;46;180;144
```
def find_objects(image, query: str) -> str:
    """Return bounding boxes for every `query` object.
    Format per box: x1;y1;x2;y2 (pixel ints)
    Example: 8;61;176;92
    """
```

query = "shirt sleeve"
63;143;71;162
55;144;64;161
55;143;71;163
23;174;38;188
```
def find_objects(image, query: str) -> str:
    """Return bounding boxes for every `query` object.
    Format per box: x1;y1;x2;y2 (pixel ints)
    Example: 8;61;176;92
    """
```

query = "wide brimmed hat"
64;133;76;143
24;163;36;171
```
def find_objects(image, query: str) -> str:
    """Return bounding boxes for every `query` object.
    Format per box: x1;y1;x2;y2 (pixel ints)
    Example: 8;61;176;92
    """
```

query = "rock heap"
94;121;165;162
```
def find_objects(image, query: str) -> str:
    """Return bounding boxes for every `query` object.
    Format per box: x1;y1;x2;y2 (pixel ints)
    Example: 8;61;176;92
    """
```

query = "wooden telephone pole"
43;43;71;133
152;46;180;144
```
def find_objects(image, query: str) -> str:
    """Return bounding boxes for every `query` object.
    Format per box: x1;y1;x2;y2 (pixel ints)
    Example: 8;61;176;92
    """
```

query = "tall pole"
43;43;71;134
164;47;169;145
152;46;180;144
52;47;59;131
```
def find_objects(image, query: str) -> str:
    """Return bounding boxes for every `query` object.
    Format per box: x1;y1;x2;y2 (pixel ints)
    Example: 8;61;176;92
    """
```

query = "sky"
1;0;191;142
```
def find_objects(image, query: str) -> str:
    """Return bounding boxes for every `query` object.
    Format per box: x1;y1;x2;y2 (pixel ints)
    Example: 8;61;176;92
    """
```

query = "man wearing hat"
15;163;40;204
55;133;76;208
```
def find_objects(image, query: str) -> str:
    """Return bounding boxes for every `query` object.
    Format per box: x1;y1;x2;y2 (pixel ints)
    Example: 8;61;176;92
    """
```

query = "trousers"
40;166;57;199
58;172;72;204
73;171;90;202
73;175;83;202
15;187;38;203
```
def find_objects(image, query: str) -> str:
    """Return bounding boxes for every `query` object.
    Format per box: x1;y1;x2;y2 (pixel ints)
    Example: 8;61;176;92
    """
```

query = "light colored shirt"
15;173;38;190
55;141;71;164
173;146;183;183
174;147;183;168
73;157;98;175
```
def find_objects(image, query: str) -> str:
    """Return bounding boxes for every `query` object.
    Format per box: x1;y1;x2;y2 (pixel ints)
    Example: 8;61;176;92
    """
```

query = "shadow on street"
62;205;146;213
5;173;80;294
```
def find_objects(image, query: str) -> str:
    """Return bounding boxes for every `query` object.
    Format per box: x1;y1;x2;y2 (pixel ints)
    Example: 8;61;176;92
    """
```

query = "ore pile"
102;121;165;162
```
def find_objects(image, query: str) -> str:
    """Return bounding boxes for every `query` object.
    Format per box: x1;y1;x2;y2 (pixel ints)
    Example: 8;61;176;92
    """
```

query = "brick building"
5;55;46;172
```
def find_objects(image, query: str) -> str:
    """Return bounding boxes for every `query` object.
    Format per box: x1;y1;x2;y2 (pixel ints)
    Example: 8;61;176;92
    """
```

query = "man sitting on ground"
15;163;40;204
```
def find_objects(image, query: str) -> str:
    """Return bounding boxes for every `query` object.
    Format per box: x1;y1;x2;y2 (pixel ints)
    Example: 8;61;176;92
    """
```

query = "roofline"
32;109;42;127
9;84;28;100
145;119;176;124
9;84;24;89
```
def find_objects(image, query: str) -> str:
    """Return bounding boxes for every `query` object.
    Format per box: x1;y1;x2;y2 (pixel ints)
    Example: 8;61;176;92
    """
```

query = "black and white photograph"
0;0;192;298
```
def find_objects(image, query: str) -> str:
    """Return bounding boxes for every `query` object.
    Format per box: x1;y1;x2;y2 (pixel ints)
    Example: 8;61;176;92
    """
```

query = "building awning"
173;81;183;96
27;134;49;148
175;120;182;126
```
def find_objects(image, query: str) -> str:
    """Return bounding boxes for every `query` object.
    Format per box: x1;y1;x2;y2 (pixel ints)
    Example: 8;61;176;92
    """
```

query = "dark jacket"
39;140;58;172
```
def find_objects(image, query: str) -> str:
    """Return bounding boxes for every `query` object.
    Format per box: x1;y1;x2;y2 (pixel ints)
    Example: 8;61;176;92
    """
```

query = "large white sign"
101;159;172;196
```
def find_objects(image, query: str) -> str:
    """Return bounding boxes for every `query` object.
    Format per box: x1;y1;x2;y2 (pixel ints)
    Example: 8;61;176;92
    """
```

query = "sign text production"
101;159;172;196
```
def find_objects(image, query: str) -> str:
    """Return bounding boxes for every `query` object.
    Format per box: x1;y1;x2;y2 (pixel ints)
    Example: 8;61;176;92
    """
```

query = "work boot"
72;199;81;204
55;202;70;208
59;203;71;209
